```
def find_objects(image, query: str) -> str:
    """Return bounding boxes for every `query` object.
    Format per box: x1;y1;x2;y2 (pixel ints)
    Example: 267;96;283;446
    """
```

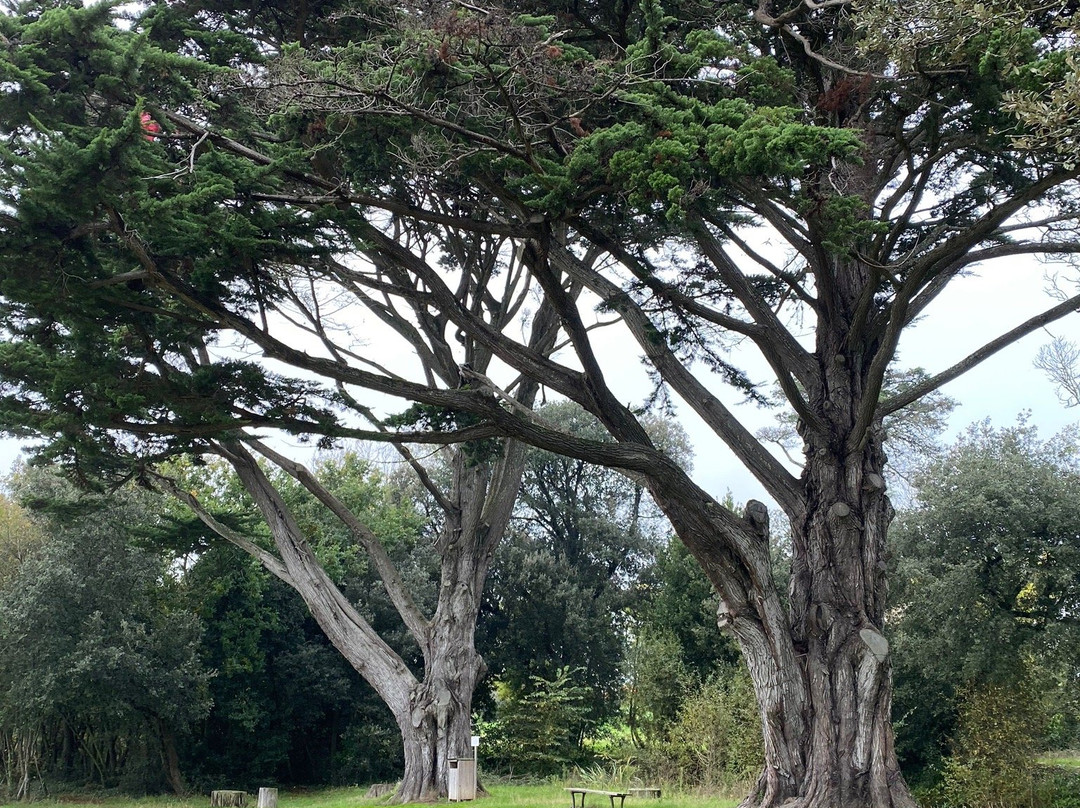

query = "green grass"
0;783;740;808
1039;750;1080;770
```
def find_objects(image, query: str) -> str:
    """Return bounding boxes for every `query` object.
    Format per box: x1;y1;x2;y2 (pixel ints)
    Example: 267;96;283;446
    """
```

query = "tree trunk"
641;298;916;807
395;454;507;800
736;313;914;807
732;443;913;808
205;442;516;804
394;653;481;802
388;594;484;802
156;719;187;797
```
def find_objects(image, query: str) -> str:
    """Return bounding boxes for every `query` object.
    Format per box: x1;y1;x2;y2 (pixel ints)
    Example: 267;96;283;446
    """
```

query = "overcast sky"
2;260;1077;506
675;262;1080;504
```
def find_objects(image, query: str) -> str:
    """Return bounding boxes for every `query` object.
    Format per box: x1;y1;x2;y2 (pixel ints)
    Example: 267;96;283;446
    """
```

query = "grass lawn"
0;783;741;808
1038;750;1080;769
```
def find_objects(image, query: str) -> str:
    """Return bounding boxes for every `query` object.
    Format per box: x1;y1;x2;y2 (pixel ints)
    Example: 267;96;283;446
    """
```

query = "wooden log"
257;788;278;808
628;788;661;799
211;790;248;807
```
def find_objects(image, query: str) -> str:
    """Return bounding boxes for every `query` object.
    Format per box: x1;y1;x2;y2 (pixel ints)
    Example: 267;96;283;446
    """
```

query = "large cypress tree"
2;2;1080;806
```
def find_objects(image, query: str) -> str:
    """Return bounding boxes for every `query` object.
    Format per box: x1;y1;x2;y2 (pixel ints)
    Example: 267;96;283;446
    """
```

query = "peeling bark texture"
729;433;913;808
660;451;914;808
635;252;919;808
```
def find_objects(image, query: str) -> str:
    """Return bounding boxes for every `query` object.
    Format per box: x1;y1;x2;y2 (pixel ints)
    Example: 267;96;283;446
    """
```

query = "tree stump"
211;791;248;807
257;788;278;808
364;783;397;799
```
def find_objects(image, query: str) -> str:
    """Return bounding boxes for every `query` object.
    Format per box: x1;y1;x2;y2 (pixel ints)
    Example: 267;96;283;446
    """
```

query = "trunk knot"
828;501;852;521
859;627;889;662
716;600;737;628
862;473;885;492
743;500;770;541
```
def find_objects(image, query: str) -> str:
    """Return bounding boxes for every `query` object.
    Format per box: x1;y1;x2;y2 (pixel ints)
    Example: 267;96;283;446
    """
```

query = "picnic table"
566;788;629;808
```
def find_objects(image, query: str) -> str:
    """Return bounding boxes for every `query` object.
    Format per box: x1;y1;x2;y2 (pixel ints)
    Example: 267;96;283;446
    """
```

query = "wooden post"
210;791;247;808
257;788;278;808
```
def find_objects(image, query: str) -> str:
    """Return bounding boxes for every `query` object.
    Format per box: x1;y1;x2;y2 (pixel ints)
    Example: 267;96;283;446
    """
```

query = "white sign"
470;735;480;748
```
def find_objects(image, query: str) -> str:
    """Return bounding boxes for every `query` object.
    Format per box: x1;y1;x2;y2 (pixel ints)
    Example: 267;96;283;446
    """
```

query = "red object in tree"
140;112;162;141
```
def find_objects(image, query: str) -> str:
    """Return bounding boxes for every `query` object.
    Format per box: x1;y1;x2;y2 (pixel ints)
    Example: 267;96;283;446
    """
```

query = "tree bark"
632;248;917;808
156;718;187;797
734;259;914;808
179;435;525;804
728;439;912;808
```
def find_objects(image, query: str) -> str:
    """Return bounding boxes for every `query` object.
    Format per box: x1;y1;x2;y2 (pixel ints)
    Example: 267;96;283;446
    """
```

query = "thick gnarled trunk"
641;253;916;808
395;523;489;802
734;269;914;807
397;634;484;801
394;633;483;802
734;438;912;808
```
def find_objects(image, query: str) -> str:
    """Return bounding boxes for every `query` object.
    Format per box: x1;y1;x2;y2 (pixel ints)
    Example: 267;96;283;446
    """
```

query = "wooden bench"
628;788;661;799
566;788;629;808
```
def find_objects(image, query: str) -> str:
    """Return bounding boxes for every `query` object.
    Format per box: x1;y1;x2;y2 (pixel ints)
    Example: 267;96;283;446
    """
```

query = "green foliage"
889;420;1080;781
0;2;349;479
942;679;1042;808
482;668;592;776
561;88;863;224
617;537;750;786
172;450;430;787
664;668;763;790
383;405;502;465
636;538;740;684
0;472;211;795
0;492;42;588
1034;767;1080;808
479;404;691;734
182;548;402;789
624;626;693;747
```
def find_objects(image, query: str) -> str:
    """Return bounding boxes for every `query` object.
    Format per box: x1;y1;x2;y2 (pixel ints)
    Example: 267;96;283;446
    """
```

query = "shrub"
483;667;591;777
1034;766;1080;808
942;679;1042;808
665;667;763;790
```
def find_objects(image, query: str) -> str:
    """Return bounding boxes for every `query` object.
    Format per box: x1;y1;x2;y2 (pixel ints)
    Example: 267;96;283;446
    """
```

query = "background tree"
182;546;404;790
3;2;1080;807
159;436;514;802
0;488;42;589
0;472;210;798
479;404;682;731
888;420;1080;801
0;2;561;796
481;667;592;777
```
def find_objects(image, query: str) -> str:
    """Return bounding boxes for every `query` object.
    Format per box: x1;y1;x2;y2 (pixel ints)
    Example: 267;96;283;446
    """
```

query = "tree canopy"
889;420;1080;779
2;1;1080;806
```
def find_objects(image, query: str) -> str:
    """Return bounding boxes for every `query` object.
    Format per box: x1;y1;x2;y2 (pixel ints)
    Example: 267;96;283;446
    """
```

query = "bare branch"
246;438;432;647
150;471;293;583
880;292;1080;416
1034;335;1080;408
548;241;807;519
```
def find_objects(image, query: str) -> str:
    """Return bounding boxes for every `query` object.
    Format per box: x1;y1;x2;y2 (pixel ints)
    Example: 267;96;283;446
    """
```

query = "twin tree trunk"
201;257;911;808
209;442;510;804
